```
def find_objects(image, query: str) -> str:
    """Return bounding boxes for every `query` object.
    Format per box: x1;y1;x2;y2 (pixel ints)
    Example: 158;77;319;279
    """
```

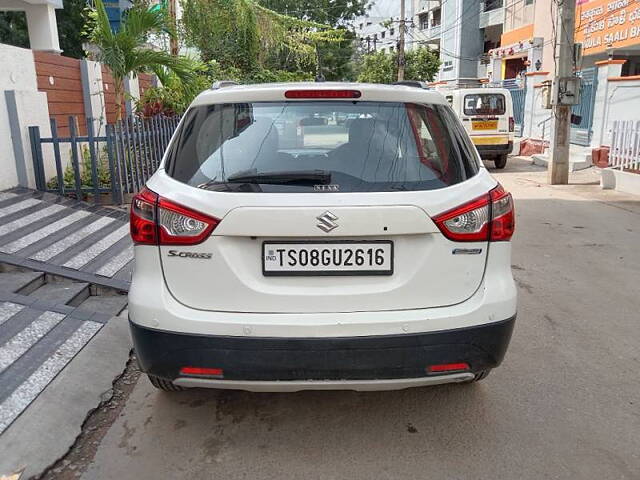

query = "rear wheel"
494;155;508;169
472;369;491;382
147;374;185;392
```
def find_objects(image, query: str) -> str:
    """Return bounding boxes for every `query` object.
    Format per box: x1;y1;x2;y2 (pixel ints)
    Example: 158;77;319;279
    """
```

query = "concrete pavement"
78;158;640;480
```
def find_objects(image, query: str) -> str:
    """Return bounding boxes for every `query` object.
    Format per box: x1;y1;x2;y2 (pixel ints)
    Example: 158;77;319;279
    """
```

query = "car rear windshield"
463;94;506;116
166;101;479;193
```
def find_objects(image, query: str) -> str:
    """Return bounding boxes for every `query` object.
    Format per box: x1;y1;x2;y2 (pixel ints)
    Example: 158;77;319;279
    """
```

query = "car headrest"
348;118;376;144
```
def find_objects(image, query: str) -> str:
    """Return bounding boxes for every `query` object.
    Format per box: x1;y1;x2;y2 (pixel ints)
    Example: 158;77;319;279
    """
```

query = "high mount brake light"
284;89;362;99
130;187;219;246
433;184;515;242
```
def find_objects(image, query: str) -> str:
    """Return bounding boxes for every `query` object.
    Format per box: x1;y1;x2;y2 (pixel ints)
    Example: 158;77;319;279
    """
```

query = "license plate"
472;120;498;130
262;241;393;276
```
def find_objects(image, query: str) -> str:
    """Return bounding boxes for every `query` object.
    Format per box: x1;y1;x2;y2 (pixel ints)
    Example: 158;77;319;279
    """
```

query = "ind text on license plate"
262;241;393;276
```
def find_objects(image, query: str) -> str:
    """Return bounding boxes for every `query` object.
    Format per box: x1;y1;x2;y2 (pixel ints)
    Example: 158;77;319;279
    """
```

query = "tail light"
509;116;515;132
130;187;219;245
433;184;514;242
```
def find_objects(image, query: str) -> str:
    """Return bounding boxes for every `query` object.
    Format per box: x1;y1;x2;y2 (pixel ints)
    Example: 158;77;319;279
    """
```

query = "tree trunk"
114;78;124;123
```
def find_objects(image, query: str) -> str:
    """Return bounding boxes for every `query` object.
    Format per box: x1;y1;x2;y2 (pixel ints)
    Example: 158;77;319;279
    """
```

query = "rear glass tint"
463;94;506;116
166;101;478;193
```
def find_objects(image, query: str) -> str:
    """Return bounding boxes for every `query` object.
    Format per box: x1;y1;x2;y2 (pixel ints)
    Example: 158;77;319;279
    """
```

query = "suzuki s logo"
316;211;339;233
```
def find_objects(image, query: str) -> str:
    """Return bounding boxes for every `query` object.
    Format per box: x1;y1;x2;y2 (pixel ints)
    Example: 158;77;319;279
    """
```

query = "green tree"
256;1;368;81
87;0;196;120
56;0;90;58
405;46;441;82
316;29;357;80
181;0;344;78
257;0;369;26
181;0;259;71
357;47;440;84
0;12;29;48
356;50;395;83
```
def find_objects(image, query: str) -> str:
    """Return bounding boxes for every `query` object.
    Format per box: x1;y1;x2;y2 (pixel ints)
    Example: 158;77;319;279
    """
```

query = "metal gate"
570;67;598;146
29;115;180;204
503;79;526;137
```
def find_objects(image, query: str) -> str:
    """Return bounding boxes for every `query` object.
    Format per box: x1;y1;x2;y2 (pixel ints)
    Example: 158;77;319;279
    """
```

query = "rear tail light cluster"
433;184;514;242
130;187;219;245
509;116;515;132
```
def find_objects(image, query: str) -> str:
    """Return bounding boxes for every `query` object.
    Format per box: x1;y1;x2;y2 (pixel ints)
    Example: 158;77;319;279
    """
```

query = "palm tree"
88;0;196;121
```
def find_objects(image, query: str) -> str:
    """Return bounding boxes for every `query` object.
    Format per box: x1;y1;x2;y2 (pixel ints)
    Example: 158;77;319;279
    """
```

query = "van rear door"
461;92;510;147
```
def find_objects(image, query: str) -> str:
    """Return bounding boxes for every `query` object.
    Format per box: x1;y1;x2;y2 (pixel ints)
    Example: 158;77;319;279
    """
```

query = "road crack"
35;351;141;480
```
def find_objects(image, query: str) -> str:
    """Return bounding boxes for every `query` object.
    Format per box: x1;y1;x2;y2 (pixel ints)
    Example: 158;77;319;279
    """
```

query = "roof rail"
211;80;240;90
392;80;429;89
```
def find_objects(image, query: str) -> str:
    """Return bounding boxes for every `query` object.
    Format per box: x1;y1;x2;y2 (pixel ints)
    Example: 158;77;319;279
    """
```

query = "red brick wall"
34;52;87;136
34;53;155;129
138;73;154;97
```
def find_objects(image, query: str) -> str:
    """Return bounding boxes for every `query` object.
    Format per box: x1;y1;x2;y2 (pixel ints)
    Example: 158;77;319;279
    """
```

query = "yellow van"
444;88;514;169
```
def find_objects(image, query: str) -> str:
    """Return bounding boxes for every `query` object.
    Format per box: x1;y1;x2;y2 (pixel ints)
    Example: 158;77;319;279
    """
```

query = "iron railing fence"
29;115;180;204
609;120;640;171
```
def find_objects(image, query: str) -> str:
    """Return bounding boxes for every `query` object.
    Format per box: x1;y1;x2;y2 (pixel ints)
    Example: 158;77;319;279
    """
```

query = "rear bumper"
130;316;515;390
475;141;513;156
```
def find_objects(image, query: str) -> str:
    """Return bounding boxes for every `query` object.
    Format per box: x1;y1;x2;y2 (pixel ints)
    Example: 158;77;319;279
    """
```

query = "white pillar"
24;3;61;53
522;71;549;139
590;59;626;148
80;59;107;135
125;74;140;117
527;37;544;74
5;90;54;188
488;57;501;83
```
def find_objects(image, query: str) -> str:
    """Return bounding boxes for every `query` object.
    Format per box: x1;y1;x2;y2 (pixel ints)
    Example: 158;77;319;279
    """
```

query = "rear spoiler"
392;81;430;89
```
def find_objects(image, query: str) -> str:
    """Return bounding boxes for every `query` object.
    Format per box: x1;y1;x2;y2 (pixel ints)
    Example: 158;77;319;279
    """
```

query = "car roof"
191;82;448;107
443;87;511;96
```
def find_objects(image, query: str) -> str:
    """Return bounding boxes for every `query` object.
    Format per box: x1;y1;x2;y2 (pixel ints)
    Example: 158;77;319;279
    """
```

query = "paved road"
81;158;640;480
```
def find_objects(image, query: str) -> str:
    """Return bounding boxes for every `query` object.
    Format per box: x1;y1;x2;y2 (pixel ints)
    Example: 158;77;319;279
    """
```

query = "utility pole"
168;0;179;56
397;0;406;81
548;0;577;185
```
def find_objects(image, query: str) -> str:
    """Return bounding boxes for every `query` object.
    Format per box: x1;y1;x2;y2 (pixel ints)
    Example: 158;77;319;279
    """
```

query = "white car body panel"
149;167;498;313
129;242;516;337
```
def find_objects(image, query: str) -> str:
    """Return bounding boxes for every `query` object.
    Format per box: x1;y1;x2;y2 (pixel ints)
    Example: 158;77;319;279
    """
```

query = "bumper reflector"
427;362;470;373
180;367;224;377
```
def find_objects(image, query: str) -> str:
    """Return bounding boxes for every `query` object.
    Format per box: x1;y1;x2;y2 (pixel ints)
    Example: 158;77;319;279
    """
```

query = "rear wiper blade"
225;170;332;185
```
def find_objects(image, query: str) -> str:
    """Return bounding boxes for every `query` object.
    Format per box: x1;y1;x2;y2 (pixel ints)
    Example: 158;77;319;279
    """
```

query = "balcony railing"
479;4;504;28
428;24;441;40
416;0;441;15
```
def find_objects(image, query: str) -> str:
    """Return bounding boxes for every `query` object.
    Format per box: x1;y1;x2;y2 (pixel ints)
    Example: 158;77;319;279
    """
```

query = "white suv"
128;82;517;392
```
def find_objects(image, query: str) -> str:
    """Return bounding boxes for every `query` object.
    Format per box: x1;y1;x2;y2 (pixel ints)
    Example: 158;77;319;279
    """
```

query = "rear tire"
147;374;185;392
494;155;508;169
472;369;491;382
